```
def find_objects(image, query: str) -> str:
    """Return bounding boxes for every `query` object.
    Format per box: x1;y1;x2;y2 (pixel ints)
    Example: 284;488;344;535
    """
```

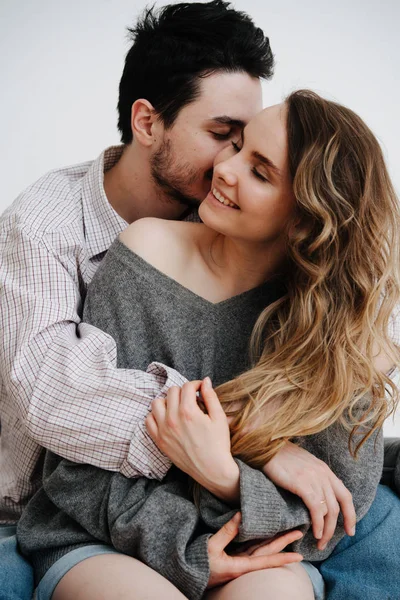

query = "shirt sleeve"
0;223;187;479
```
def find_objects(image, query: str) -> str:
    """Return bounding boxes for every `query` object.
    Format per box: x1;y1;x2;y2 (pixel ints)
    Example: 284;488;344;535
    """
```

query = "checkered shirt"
0;147;188;523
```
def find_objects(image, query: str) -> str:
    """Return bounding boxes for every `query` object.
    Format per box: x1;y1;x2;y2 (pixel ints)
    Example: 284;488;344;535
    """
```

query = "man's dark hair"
117;0;274;143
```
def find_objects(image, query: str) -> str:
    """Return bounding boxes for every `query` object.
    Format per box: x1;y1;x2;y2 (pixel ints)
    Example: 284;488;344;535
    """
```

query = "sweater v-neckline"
113;238;281;309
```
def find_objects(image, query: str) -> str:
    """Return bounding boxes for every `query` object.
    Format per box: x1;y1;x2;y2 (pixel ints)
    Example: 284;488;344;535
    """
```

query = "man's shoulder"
1;158;93;238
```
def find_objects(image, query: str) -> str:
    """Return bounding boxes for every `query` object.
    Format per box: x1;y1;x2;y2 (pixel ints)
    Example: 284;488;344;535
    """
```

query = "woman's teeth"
212;188;238;209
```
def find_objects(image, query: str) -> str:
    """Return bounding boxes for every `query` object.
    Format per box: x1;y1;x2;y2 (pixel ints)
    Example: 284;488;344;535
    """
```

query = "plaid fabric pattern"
0;147;188;523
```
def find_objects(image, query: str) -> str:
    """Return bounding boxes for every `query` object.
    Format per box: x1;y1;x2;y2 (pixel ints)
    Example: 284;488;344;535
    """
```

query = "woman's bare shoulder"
119;218;203;271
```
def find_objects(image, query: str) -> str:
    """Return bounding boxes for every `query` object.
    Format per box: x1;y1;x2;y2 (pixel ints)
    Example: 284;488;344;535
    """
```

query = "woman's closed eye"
231;140;269;183
252;167;269;183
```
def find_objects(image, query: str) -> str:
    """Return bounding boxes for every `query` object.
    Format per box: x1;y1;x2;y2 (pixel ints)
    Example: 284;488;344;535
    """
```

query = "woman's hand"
146;378;240;503
207;512;303;589
262;441;356;551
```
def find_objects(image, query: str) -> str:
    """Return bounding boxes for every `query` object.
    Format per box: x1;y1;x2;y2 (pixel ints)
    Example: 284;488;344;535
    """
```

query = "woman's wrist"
201;458;240;505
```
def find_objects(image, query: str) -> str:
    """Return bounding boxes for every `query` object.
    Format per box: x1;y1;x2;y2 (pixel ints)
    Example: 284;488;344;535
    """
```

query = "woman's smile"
206;187;240;210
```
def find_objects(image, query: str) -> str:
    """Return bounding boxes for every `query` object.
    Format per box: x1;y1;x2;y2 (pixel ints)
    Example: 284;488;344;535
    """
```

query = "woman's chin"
199;193;223;225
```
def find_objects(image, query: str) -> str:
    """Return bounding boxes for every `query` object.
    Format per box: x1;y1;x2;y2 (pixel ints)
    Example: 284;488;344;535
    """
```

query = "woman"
17;90;400;600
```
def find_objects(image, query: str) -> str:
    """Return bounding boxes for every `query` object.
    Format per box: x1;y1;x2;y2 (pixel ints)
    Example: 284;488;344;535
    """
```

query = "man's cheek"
213;146;230;167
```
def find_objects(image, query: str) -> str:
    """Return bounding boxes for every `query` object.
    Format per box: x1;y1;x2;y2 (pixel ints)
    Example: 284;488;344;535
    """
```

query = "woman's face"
199;102;296;248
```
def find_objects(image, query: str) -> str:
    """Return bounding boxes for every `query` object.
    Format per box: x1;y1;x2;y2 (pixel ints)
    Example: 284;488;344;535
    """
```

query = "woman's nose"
213;158;238;187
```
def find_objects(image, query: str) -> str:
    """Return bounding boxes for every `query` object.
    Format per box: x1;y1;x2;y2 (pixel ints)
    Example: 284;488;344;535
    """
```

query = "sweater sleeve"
198;416;383;561
17;453;210;600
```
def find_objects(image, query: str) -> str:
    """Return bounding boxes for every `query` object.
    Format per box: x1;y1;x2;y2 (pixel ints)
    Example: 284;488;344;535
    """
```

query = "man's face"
150;71;263;208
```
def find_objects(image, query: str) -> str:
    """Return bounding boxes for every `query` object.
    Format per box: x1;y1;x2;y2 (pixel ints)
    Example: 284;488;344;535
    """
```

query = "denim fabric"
0;527;34;600
315;484;400;600
35;544;121;600
301;561;326;600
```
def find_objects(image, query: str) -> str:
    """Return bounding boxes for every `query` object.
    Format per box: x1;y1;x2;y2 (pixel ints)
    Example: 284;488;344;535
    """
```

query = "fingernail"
319;543;327;551
234;511;242;523
316;530;323;539
350;526;356;536
203;376;212;389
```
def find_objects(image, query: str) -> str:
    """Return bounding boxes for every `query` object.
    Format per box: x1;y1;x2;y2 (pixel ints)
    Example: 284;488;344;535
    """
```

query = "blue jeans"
0;526;34;600
316;484;400;600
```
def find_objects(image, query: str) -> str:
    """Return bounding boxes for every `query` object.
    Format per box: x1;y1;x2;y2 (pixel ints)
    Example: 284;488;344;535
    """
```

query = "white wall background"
0;0;399;433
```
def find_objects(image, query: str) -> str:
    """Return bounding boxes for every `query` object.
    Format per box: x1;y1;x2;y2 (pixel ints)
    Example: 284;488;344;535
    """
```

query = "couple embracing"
1;2;400;599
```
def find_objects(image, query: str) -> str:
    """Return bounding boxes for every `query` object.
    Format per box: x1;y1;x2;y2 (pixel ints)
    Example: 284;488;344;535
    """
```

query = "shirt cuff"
120;421;172;480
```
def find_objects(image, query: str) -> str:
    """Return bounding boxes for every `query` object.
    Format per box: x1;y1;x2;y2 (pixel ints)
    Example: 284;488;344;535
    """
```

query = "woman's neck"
197;228;287;297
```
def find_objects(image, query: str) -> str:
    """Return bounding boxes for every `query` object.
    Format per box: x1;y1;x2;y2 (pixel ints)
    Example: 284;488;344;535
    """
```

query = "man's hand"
262;441;356;551
207;512;303;589
146;378;240;503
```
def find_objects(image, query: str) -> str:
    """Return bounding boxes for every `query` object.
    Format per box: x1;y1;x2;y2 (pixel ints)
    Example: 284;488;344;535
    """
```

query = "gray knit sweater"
17;238;383;600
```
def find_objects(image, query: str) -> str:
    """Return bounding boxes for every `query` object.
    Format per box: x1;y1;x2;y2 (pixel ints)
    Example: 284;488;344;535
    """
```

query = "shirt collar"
82;145;128;259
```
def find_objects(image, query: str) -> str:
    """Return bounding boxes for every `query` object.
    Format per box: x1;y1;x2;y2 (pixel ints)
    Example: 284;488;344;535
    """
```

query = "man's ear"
130;99;161;147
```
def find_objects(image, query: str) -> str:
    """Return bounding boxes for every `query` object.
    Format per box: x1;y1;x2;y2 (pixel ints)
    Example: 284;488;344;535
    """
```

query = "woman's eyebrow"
242;129;282;177
252;151;282;177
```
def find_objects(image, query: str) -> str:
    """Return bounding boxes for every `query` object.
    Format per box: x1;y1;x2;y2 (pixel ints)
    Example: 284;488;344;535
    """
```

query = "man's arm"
0;223;174;479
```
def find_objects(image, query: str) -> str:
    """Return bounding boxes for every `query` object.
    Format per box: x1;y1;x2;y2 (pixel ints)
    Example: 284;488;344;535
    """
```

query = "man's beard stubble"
150;138;212;210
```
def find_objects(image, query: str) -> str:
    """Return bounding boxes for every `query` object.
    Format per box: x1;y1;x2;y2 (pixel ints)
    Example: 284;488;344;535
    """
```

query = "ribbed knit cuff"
199;459;282;542
235;458;282;540
164;533;211;600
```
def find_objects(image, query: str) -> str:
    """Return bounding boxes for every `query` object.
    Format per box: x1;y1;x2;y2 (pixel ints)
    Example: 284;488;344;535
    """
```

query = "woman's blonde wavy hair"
215;89;400;468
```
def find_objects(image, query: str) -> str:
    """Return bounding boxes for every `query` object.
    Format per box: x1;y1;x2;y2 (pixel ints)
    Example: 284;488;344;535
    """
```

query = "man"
0;2;273;598
1;2;400;599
